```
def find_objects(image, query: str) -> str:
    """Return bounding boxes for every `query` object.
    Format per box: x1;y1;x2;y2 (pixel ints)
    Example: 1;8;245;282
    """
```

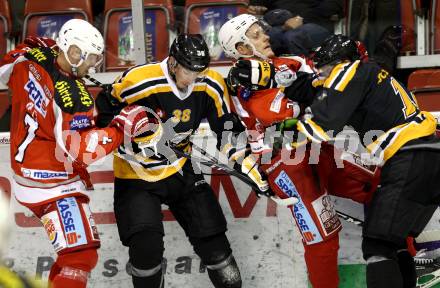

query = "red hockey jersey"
0;45;123;204
230;56;314;153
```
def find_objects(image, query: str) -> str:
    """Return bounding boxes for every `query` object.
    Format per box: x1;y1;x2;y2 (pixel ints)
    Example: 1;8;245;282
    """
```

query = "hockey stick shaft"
187;145;365;226
84;74;105;87
171;146;298;206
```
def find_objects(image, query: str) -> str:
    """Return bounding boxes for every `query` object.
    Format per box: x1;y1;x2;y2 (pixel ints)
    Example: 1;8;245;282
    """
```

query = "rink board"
0;132;367;287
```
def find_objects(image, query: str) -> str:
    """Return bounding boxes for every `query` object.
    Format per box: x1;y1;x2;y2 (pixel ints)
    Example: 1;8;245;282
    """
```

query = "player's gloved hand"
275;118;299;134
96;84;125;127
229;59;277;92
110;105;154;139
238;154;274;197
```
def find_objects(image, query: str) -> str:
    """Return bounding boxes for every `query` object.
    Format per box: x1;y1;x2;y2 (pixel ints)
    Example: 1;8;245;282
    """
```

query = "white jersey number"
15;114;39;163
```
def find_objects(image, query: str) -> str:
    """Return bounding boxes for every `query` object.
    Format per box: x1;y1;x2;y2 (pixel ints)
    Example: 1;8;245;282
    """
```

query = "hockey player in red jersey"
219;14;380;287
0;19;152;288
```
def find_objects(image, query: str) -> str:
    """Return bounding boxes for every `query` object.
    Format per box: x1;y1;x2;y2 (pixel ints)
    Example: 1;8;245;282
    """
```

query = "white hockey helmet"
56;19;104;74
219;14;267;60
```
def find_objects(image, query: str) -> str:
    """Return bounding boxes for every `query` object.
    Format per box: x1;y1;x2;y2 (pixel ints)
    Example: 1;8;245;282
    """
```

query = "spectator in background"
248;0;344;33
263;9;331;56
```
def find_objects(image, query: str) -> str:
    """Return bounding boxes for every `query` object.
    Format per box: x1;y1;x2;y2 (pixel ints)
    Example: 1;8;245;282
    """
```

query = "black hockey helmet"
313;34;359;68
169;34;210;72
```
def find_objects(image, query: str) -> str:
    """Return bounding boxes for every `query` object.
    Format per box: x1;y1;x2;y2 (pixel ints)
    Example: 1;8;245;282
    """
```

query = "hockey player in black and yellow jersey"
298;34;440;288
109;34;270;288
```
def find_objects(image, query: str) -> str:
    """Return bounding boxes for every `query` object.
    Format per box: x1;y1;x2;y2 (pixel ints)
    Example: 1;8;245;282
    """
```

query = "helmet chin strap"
63;50;85;77
239;38;269;60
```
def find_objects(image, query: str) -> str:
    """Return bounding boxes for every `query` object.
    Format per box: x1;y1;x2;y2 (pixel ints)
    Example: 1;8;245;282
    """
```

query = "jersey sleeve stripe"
120;78;168;100
324;61;360;92
334;60;360;92
204;76;230;114
297;119;330;143
367;112;436;162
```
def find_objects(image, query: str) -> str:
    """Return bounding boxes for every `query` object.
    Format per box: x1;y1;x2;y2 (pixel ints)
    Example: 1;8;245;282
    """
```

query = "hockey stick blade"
171;146;298;207
336;211;364;227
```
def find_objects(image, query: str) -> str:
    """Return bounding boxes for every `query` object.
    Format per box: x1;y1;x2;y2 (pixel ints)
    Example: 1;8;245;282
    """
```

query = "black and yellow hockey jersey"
298;60;437;162
111;58;231;181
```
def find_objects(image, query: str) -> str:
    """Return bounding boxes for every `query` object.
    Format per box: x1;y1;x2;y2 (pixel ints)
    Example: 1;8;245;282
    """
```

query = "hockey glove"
275;118;299;134
110;105;155;139
95;84;125;128
238;154;274;197
229;59;277;92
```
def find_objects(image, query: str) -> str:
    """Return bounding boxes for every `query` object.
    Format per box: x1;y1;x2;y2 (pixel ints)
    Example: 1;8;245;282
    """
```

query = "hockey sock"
48;262;61;283
397;249;417;288
51;266;88;288
366;259;403;288
304;235;339;288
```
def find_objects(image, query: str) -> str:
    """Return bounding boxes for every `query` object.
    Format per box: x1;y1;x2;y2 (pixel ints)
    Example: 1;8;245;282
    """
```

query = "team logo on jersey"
75;80;93;107
28;63;41;81
27;48;47;63
274;69;296;87
269;90;284;113
42;216;58;244
25;72;49;117
54;81;73;108
274;170;323;244
56;197;87;248
41;211;67;253
21;168;69;180
311;195;341;236
69;115;92;130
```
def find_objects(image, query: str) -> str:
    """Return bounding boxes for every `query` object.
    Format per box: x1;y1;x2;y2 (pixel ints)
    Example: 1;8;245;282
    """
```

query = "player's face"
316;63;335;79
245;23;274;58
67;45;103;77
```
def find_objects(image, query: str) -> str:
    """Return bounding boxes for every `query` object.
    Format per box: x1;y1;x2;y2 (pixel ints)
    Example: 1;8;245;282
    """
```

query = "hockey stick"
89;71;366;224
170;146;298;206
84;74;106;87
335;210;363;227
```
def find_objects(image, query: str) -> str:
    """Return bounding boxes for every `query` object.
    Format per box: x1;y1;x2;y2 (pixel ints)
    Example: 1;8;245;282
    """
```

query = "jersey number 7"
15;114;39;163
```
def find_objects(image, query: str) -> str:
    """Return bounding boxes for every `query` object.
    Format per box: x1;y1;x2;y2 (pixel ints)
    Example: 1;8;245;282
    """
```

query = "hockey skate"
415;249;440;288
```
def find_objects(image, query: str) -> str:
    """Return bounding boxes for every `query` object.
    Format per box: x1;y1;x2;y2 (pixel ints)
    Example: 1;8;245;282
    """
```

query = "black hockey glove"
228;59;277;91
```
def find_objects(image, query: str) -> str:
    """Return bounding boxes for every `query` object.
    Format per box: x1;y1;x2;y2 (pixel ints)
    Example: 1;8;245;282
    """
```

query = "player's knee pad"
40;196;100;255
191;233;232;265
191;233;241;288
128;230;164;271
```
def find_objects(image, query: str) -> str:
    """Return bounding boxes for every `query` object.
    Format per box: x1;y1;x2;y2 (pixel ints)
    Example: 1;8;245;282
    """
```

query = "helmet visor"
176;64;206;81
245;20;271;40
